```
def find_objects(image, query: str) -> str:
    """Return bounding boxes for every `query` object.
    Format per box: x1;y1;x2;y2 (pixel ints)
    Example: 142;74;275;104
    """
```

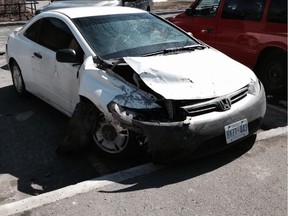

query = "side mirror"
185;8;194;16
56;49;79;63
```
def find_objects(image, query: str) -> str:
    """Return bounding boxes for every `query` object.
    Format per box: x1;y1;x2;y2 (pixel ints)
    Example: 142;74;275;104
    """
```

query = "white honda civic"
6;6;266;159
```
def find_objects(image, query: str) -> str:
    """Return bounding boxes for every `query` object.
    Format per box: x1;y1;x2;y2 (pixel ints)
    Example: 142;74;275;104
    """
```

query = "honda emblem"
219;98;231;111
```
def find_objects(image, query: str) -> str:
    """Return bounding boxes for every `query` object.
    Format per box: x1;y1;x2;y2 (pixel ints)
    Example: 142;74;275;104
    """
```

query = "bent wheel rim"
93;116;129;154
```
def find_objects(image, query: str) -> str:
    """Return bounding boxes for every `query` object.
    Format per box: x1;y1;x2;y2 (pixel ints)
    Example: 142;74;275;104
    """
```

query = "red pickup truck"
168;0;287;97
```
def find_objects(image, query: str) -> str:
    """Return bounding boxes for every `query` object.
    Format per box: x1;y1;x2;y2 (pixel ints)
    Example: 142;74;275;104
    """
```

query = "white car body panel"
124;49;254;100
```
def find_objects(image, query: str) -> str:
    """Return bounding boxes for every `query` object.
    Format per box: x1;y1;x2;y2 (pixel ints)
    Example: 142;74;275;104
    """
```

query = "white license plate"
225;119;249;144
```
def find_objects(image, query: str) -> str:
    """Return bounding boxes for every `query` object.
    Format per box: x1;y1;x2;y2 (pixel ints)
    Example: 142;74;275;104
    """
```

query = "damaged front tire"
57;102;98;153
58;101;137;157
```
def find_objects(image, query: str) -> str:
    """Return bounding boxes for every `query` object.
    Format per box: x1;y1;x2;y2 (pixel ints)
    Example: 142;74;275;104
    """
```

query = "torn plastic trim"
109;100;200;151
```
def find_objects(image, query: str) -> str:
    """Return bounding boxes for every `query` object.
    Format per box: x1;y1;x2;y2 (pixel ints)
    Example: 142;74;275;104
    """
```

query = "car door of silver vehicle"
32;17;80;115
31;42;56;103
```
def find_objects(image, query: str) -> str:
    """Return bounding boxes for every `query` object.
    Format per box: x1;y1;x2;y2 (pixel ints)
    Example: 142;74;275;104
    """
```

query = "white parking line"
0;163;164;216
256;126;287;141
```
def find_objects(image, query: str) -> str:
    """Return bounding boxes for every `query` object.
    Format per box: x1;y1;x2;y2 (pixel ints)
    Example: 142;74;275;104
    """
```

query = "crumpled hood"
124;49;255;99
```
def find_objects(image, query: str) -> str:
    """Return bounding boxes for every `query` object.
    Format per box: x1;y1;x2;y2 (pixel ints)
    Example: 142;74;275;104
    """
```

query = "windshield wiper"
143;45;206;57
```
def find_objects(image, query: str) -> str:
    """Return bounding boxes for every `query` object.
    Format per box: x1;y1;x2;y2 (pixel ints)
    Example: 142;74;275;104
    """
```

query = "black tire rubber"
257;53;287;97
11;61;27;96
57;102;99;153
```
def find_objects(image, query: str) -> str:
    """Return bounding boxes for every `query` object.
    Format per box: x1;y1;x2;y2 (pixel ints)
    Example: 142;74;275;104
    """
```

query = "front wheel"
92;113;136;157
58;101;137;157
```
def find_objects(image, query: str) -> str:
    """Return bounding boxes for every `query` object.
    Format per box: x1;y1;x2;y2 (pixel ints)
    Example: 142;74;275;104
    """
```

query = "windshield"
73;13;199;59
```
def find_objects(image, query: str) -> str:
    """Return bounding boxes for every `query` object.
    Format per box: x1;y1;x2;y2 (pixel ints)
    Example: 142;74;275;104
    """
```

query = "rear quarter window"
24;19;42;42
267;0;287;23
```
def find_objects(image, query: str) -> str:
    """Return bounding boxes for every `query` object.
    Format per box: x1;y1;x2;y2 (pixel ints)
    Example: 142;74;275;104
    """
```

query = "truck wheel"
11;61;27;96
258;54;287;96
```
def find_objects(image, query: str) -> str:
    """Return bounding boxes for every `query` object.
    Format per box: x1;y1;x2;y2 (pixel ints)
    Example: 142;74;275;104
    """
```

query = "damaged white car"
6;6;266;158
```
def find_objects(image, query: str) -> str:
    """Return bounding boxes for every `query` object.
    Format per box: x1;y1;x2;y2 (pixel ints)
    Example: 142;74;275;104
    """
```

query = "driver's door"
177;0;221;47
34;17;81;115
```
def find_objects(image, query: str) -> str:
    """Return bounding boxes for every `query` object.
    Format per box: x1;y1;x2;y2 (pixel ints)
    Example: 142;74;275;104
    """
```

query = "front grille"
181;86;248;116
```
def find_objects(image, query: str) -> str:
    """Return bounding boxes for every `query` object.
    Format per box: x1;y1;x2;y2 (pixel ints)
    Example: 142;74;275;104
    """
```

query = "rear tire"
257;53;287;97
11;61;27;96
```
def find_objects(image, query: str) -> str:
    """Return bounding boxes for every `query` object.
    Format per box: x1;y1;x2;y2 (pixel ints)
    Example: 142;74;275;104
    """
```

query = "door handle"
33;52;42;59
201;29;213;33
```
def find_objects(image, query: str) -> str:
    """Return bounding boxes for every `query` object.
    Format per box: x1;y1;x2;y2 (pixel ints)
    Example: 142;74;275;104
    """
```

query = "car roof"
50;6;146;19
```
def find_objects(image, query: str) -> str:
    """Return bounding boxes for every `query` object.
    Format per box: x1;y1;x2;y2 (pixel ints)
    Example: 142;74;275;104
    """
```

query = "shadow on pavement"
0;85;98;199
261;102;287;130
98;136;256;193
0;63;8;70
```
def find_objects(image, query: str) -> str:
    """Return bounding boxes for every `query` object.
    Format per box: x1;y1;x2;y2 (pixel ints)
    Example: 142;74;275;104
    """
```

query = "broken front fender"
78;57;160;115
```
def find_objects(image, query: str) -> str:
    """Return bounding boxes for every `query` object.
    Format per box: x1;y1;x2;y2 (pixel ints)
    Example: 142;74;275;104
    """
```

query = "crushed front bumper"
113;83;266;153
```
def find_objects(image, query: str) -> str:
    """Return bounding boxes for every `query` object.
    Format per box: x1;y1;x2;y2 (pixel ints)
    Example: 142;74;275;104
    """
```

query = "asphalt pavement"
0;131;287;216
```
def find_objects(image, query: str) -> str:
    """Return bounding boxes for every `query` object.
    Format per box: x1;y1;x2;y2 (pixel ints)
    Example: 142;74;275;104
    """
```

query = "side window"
192;0;220;17
23;19;42;42
38;18;73;51
267;0;287;23
222;0;266;21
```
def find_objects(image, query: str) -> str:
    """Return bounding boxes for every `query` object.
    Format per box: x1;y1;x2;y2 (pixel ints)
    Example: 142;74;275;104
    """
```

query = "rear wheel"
257;53;287;97
11;61;27;96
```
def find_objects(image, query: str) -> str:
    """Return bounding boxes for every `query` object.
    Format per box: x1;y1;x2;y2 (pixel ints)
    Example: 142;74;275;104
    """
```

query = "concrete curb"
0;163;164;216
256;126;287;141
0;21;27;27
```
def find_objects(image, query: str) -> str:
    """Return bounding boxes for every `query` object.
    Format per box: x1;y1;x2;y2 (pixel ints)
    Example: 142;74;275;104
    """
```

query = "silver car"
6;7;266;159
36;0;153;14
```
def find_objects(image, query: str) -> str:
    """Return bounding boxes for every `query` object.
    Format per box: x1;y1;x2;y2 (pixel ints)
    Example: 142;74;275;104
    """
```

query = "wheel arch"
254;46;287;72
78;93;109;116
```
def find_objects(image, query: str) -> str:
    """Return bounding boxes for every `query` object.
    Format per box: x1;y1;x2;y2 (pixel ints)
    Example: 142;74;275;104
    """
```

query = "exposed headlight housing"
248;78;261;95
